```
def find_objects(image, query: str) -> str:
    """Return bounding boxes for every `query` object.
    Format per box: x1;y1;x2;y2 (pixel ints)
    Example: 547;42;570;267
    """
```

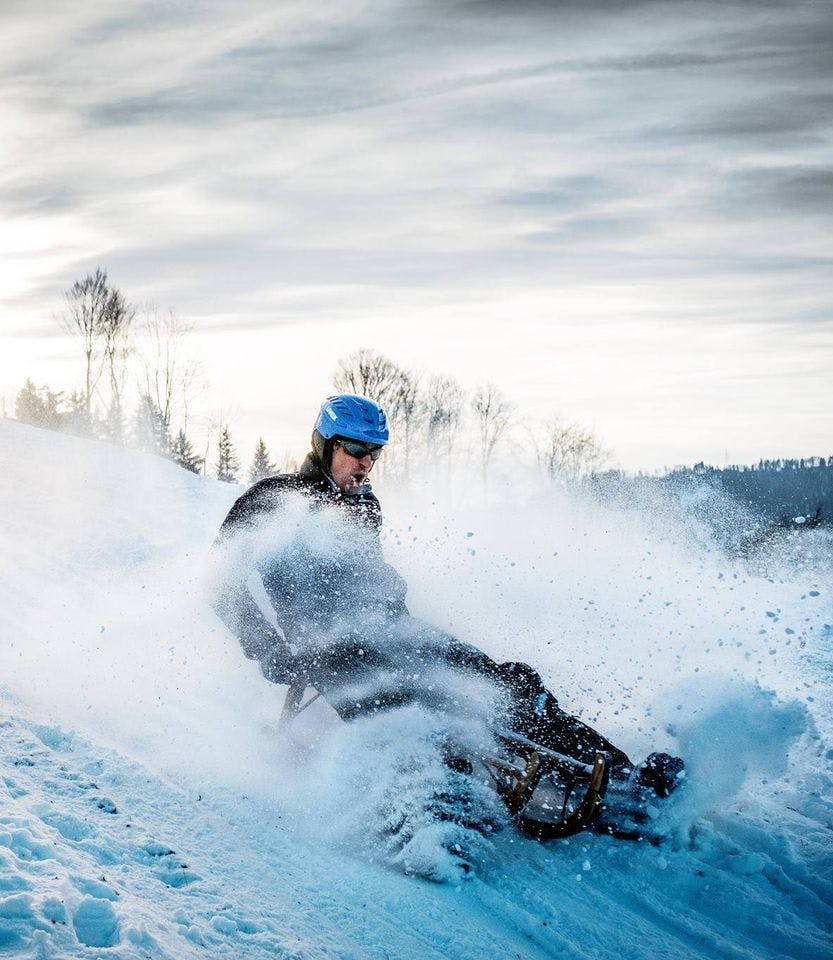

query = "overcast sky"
2;0;832;469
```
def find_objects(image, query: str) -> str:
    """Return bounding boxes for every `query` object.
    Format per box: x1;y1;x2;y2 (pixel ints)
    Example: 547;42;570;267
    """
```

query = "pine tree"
216;425;240;483
61;390;94;437
132;395;172;457
171;428;203;474
15;379;63;430
249;437;277;483
102;398;125;444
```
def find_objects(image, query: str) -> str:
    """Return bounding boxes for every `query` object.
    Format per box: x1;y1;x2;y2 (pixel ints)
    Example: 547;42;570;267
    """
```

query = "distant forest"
666;459;832;525
593;458;833;530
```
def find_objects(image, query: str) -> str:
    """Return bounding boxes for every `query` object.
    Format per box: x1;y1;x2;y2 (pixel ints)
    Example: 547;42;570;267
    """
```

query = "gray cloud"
724;166;833;216
0;180;83;217
441;0;663;16
679;94;833;142
87;55;401;127
593;50;765;71
497;176;620;212
525;213;653;245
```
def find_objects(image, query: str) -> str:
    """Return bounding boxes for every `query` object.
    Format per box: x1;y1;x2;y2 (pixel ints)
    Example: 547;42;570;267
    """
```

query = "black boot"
634;752;685;797
494;662;633;773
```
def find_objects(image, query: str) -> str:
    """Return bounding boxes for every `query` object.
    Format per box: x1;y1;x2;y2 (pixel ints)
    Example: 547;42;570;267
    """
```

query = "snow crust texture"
0;420;831;959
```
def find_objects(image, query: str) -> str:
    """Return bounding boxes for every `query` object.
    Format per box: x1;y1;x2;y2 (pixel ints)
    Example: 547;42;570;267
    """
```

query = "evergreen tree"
216;425;240;483
132;395;172;456
102;398;125;444
60;390;94;437
171;428;203;474
249;437;277;483
15;379;63;430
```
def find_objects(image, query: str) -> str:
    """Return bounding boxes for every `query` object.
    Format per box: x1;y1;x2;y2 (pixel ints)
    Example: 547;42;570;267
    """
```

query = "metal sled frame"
487;729;609;839
279;680;609;840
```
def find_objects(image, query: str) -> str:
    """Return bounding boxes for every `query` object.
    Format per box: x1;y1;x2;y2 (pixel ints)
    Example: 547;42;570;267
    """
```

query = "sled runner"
279;677;610;840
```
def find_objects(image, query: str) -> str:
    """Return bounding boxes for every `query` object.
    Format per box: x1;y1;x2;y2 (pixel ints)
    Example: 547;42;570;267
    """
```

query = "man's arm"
211;479;297;684
212;575;294;684
348;489;410;619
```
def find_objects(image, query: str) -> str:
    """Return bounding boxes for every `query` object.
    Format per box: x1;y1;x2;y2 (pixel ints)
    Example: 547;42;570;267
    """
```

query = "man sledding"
212;394;684;839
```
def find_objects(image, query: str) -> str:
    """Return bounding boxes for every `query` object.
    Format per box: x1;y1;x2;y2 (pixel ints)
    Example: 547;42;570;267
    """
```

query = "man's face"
330;441;377;494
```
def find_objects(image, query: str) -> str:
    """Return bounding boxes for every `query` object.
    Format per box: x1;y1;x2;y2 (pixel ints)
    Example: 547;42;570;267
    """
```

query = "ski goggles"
335;438;385;461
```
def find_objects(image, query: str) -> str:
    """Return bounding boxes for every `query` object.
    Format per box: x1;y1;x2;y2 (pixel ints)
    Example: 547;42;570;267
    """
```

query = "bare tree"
61;268;111;423
423;374;465;465
533;417;608;483
61;269;136;438
385;367;421;469
135;307;201;442
332;348;402;405
363;365;424;474
471;382;512;477
100;287;135;441
332;348;426;473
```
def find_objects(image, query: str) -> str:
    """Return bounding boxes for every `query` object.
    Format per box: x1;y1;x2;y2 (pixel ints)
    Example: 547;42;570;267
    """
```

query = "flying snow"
0;420;830;958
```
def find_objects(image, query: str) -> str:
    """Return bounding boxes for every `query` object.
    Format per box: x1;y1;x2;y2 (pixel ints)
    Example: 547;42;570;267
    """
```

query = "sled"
279;678;610;840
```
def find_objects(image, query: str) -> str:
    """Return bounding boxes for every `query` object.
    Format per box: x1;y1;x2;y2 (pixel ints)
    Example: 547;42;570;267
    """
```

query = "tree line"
11;269;285;484
14;269;210;474
591;457;833;529
11;271;613;486
12;270;832;501
330;347;608;482
667;459;833;524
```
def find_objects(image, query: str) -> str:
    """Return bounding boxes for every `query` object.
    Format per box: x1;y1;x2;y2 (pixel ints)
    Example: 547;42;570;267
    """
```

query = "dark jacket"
213;454;408;683
212;458;635;770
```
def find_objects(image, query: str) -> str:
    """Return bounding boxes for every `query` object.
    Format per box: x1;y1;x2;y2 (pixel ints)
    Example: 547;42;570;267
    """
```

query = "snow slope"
0;419;830;959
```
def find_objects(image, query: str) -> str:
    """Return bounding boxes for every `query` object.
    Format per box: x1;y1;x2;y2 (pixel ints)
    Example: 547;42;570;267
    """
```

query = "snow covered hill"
0;420;830;959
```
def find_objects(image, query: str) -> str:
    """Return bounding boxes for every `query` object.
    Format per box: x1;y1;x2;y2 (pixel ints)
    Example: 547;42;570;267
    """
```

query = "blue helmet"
312;394;389;466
